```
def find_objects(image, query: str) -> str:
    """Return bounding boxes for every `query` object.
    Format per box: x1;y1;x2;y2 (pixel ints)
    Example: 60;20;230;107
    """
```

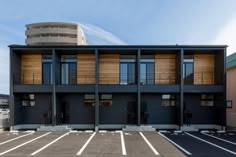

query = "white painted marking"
158;132;192;155
159;130;168;133
200;130;210;133
85;130;93;133
174;130;182;133
120;131;127;155
77;132;96;155
139;132;159;155
185;132;236;155
217;130;226;133
0;132;34;146
70;130;78;133
10;130;19;133
31;132;69;155
0;132;51;156
24;130;35;133
115;130;122;133
99;130;107;133
201;132;236;145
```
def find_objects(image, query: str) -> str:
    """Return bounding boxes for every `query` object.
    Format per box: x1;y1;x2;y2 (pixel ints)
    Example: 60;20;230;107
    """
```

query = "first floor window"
200;94;214;106
22;94;35;107
226;100;232;108
162;94;175;106
84;94;95;107
100;94;112;107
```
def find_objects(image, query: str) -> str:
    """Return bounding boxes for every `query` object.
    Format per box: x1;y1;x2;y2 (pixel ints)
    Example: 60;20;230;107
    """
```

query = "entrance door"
60;102;70;124
127;101;137;124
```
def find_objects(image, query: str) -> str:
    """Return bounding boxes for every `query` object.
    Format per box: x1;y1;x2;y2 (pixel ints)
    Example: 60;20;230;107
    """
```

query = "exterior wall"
184;94;215;124
194;54;215;84
99;54;120;84
155;54;176;84
99;94;136;124
77;54;95;84
14;94;51;125
21;54;42;84
141;94;179;124
227;67;236;128
57;94;94;124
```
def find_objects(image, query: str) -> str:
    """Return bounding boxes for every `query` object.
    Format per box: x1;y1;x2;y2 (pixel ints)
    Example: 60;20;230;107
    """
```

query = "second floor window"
140;56;155;85
61;55;77;85
183;55;193;84
42;55;53;84
120;55;136;85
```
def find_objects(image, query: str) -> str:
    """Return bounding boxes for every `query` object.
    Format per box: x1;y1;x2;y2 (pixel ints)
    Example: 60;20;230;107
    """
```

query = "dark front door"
60;102;70;124
127;101;137;124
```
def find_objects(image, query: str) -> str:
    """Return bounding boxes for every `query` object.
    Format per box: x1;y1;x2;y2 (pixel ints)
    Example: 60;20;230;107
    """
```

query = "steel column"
52;49;57;125
95;49;99;131
180;49;184;127
137;49;141;126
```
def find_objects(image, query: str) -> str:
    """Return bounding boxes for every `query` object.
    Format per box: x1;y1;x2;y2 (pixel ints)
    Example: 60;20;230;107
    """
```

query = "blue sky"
1;0;236;94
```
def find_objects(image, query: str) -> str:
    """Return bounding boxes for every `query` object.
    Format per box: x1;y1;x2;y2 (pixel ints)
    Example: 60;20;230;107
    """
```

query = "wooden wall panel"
99;54;119;84
77;54;95;84
155;54;176;84
21;54;42;84
194;54;215;84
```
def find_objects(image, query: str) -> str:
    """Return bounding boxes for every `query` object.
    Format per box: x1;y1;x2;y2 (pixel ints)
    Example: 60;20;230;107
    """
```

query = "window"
226;100;232;108
0;98;8;105
183;55;193;84
120;55;136;85
200;94;214;106
140;56;154;85
84;94;95;107
22;94;35;107
61;55;77;85
162;94;175;106
100;94;112;107
42;55;53;84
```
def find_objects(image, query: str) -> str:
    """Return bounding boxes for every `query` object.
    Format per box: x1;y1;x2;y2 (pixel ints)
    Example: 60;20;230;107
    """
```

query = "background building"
9;45;227;131
0;94;9;129
25;22;87;45
226;53;236;130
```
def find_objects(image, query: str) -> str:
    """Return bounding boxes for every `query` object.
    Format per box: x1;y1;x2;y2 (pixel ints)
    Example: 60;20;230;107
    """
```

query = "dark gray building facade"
9;45;227;131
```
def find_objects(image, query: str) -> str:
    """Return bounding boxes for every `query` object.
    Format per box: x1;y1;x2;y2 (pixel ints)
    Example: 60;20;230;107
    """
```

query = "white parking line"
30;132;69;155
77;132;96;155
139;132;159;155
201;132;236;145
158;132;192;156
0;132;51;156
185;132;236;155
119;131;127;155
0;132;34;146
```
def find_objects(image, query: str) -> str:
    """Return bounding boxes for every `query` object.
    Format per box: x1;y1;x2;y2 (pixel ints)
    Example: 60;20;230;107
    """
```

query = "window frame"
161;94;176;107
200;94;214;107
21;94;35;107
226;100;232;108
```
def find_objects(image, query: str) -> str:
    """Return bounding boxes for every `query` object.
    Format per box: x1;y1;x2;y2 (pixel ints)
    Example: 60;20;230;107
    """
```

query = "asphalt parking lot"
0;130;185;157
0;130;235;157
161;131;236;157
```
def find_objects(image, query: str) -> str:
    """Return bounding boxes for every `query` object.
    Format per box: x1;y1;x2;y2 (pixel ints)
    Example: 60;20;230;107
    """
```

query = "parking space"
203;131;236;143
0;130;186;157
0;131;30;143
161;131;236;157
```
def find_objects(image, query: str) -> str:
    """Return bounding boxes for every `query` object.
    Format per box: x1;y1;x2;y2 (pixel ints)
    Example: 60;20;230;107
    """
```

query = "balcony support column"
180;49;184;127
95;49;99;131
137;49;141;126
52;49;57;126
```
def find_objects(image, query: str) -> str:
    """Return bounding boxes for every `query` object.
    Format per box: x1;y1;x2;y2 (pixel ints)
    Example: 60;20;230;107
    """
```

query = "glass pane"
128;63;135;84
162;94;170;99
43;63;52;84
184;63;193;84
147;63;154;84
69;63;77;84
140;64;146;84
120;64;128;84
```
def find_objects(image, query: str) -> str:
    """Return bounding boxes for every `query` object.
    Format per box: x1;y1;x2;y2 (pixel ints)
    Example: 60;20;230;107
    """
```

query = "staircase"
37;125;71;132
123;125;156;131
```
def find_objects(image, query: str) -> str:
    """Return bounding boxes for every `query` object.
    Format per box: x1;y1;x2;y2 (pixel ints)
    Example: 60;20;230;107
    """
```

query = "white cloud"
0;47;9;94
212;15;236;56
80;23;127;45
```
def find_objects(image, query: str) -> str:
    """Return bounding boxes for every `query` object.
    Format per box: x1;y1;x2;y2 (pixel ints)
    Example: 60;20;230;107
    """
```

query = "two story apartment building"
9;45;227;131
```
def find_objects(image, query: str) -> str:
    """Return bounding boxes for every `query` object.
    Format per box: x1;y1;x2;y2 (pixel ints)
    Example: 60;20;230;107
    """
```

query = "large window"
42;55;53;84
200;94;214;107
100;94;112;107
120;55;136;85
22;94;35;107
162;94;176;107
84;94;95;107
61;55;77;85
183;55;193;84
140;56;155;85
